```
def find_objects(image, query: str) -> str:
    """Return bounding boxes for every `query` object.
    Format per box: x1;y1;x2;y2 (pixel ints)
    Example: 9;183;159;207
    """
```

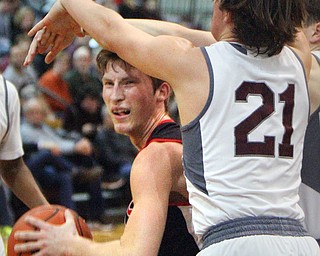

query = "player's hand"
24;0;84;65
14;210;78;255
24;27;76;66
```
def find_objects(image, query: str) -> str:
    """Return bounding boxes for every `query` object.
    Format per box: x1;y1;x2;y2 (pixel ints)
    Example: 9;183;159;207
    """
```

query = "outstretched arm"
127;19;215;46
25;16;214;66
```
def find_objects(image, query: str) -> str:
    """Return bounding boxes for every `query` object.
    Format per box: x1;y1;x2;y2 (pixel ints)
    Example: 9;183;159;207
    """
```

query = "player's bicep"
120;148;172;255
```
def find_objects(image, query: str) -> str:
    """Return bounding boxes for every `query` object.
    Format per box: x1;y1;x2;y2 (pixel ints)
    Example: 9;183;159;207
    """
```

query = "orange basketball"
7;204;92;256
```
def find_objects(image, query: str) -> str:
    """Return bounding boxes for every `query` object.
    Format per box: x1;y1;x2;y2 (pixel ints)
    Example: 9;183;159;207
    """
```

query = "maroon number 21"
235;81;294;158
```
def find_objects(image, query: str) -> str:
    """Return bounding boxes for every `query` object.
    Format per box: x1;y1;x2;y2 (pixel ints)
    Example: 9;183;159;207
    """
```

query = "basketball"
7;204;92;256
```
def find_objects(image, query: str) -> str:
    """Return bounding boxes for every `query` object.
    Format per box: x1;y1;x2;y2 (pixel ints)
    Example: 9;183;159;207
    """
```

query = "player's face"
102;63;157;139
25;104;46;126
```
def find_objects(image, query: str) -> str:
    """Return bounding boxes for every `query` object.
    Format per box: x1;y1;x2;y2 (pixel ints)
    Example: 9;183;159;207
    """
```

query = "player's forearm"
1;159;49;207
69;238;121;256
127;18;215;47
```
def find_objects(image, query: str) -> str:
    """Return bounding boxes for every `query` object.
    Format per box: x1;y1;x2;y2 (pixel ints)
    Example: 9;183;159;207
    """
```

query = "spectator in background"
64;45;101;104
11;5;36;45
62;86;103;141
0;0;21;56
3;41;38;101
38;51;73;118
17;97;106;224
22;0;55;20
119;0;161;19
10;3;50;77
94;106;137;189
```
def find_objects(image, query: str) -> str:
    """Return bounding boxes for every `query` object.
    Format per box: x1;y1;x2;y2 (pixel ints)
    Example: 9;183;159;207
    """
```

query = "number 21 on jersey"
235;81;294;158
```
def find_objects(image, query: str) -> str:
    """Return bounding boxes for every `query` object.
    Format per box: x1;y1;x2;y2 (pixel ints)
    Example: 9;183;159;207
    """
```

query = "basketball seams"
74;215;83;236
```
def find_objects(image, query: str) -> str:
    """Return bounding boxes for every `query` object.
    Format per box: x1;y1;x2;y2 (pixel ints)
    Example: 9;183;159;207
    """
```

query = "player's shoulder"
135;142;180;170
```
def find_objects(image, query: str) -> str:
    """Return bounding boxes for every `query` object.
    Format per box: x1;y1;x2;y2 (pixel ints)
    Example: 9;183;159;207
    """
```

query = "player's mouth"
112;108;130;119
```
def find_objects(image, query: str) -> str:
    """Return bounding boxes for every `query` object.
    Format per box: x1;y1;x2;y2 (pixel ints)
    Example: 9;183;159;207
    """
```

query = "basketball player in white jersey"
299;0;320;246
0;75;48;256
15;0;320;255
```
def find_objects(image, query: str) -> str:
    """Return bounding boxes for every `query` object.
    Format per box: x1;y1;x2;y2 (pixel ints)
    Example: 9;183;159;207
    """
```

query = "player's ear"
156;82;171;103
309;22;320;44
314;22;320;43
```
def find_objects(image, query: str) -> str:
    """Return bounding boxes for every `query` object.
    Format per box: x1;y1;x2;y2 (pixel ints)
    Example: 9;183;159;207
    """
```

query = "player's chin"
113;123;129;135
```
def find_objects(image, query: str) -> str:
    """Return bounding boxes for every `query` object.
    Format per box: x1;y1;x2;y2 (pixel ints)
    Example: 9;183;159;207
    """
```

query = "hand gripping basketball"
7;204;92;256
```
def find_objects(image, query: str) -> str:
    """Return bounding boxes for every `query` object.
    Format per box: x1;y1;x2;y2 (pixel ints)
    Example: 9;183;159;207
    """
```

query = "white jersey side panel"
0;76;24;160
182;42;309;238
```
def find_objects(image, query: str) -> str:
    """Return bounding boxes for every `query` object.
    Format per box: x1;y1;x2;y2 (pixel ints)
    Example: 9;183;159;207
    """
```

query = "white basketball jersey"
181;42;309;238
0;76;23;160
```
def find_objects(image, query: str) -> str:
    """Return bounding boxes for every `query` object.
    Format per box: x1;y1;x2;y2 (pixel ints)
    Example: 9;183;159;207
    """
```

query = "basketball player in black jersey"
14;50;199;255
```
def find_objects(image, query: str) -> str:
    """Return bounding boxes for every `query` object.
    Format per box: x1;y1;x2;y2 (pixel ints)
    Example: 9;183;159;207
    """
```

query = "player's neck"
132;112;168;150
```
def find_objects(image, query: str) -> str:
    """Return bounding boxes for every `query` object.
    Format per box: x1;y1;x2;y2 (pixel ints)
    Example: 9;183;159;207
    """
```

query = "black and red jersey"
125;119;199;255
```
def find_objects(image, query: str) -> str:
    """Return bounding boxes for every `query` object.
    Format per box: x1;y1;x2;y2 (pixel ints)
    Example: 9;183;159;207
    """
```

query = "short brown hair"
219;0;306;56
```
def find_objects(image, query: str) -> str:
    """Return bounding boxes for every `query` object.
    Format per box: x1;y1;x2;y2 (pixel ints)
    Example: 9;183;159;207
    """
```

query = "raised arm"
127;19;215;46
24;0;209;125
24;0;198;82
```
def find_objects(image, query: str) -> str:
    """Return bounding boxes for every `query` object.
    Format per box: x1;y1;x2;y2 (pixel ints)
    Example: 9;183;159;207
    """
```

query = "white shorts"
198;235;320;256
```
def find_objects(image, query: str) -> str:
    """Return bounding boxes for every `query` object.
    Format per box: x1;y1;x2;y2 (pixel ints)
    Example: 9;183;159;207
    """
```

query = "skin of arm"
14;141;182;256
0;157;48;208
24;16;214;66
126;19;215;47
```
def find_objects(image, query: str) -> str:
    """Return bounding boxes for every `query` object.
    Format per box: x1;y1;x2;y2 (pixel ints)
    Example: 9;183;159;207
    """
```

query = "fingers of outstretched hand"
23;38;39;66
38;28;55;50
44;34;74;64
23;28;49;66
28;19;46;37
14;240;45;255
